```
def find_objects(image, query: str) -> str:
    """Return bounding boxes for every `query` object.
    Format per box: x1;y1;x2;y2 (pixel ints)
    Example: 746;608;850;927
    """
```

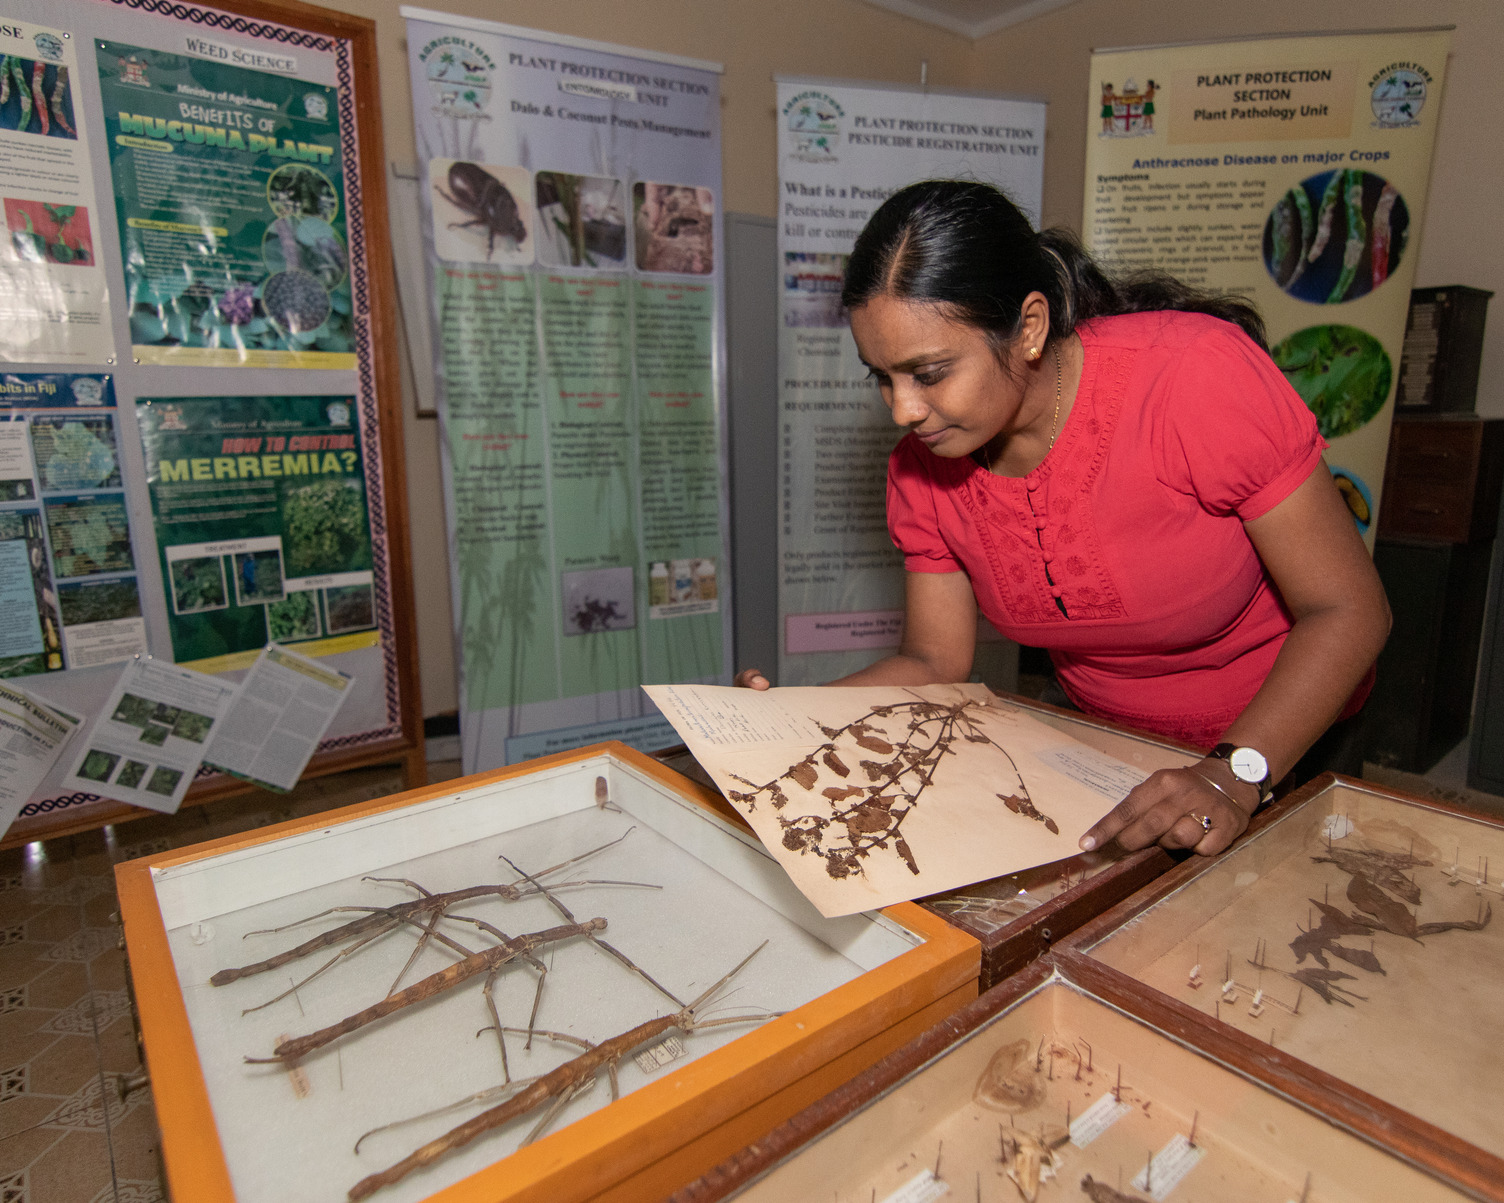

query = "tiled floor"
0;759;461;1203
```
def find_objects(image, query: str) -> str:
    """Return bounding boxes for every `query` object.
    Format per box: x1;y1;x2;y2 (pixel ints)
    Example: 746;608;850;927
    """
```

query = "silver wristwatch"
1209;742;1271;803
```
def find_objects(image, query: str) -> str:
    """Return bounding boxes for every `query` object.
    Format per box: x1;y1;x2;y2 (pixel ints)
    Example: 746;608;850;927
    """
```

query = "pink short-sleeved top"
887;310;1353;749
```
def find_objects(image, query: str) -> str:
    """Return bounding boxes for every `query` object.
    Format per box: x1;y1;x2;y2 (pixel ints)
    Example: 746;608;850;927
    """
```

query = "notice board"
0;0;421;845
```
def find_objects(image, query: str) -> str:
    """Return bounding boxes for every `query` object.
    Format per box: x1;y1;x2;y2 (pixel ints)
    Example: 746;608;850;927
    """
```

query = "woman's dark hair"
842;179;1267;351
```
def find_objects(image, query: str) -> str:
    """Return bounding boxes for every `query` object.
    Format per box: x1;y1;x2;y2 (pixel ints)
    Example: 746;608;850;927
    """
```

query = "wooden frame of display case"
114;741;980;1203
670;953;1485;1203
1053;772;1504;1203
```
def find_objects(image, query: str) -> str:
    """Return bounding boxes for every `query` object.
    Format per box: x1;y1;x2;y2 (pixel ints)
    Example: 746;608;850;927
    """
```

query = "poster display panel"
773;79;1046;686
0;16;116;364
0;370;145;676
98;39;353;369
1084;30;1452;546
137;394;376;670
401;8;731;773
0;0;416;843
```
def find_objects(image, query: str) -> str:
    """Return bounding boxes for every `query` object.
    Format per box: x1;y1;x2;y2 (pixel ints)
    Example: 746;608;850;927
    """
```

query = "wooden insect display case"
113;743;979;1203
1056;773;1504;1199
916;697;1203;990
669;958;1475;1203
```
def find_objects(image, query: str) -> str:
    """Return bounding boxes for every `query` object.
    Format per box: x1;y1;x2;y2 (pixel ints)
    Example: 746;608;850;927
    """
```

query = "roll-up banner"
1085;29;1452;544
774;78;1047;686
401;9;731;772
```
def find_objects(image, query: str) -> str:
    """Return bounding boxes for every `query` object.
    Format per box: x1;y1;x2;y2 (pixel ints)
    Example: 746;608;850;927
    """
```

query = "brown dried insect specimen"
1288;836;1495;1006
999;1124;1068;1201
346;943;774;1201
211;832;647;993
1080;1175;1143;1202
974;1037;1045;1112
726;698;1052;881
252;918;608;1064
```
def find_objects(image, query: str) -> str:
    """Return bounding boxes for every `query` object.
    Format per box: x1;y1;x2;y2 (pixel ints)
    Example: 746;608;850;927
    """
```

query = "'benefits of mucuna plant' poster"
1085;29;1451;544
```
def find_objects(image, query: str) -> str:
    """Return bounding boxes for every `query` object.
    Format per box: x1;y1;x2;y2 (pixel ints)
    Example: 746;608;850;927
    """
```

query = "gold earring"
1028;347;1041;361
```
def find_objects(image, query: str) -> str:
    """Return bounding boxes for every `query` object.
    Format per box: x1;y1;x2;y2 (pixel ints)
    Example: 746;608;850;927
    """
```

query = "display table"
669;957;1474;1202
114;743;979;1203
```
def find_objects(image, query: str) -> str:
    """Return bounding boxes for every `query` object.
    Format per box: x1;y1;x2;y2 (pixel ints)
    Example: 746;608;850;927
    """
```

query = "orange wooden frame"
5;0;424;851
115;741;980;1202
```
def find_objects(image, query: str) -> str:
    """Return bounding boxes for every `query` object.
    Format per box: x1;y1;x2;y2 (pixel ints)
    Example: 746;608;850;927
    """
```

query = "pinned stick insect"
346;942;777;1201
225;832;675;1076
726;697;1056;881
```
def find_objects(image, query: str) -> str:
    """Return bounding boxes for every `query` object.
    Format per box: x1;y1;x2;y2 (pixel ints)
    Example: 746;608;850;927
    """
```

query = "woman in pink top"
739;180;1390;857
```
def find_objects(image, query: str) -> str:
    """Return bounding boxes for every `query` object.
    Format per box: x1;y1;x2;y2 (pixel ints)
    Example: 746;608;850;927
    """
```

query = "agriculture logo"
32;33;63;62
1370;63;1430;127
420;36;494;120
325;400;351;427
1098;78;1158;138
302;93;329;122
118;55;149;88
784;90;842;162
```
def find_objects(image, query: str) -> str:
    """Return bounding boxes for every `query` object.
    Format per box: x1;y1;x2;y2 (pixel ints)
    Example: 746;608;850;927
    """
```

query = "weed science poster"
137;395;377;668
1085;30;1451;543
98;40;352;368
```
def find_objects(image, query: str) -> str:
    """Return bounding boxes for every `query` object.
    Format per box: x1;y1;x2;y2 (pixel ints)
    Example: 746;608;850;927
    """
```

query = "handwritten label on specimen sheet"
1035;745;1151;799
644;683;1131;917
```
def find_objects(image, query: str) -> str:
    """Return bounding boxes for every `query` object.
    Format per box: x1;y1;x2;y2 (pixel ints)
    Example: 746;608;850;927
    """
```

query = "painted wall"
972;0;1504;419
314;0;973;718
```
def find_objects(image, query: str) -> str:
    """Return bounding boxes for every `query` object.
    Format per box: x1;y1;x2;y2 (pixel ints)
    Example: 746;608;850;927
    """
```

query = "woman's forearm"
827;651;958;687
1218;597;1390;783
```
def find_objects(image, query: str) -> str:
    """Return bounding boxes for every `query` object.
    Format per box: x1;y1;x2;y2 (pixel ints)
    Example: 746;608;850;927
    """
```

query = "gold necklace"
981;342;1063;473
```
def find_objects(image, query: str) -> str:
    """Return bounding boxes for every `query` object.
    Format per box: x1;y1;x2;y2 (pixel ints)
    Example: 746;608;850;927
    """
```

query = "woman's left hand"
1079;763;1257;856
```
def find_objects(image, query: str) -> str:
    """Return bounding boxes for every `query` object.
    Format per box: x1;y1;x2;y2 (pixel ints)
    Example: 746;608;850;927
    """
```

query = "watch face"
1229;746;1269;783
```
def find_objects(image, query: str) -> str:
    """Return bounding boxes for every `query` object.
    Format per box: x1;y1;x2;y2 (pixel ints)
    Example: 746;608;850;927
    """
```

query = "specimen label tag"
634;1036;685;1073
879;1169;949;1203
1130;1133;1205;1201
1070;1092;1132;1147
1035;744;1149;799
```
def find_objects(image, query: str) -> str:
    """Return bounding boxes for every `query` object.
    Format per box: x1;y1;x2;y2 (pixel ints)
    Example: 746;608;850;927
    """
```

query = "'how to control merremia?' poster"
137;395;377;670
402;8;731;772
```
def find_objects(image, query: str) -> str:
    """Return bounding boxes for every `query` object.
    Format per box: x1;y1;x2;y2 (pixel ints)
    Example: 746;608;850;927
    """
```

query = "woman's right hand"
733;668;771;690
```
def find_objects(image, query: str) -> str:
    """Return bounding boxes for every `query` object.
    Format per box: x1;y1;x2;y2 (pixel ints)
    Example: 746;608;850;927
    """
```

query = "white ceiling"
863;0;1082;40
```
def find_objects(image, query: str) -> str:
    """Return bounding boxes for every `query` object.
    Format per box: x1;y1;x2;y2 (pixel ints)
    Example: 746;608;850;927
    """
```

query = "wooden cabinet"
1379;416;1504;543
1367;417;1504;772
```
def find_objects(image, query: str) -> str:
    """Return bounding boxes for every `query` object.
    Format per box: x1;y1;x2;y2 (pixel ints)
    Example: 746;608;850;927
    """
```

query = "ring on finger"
1193;813;1213;834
